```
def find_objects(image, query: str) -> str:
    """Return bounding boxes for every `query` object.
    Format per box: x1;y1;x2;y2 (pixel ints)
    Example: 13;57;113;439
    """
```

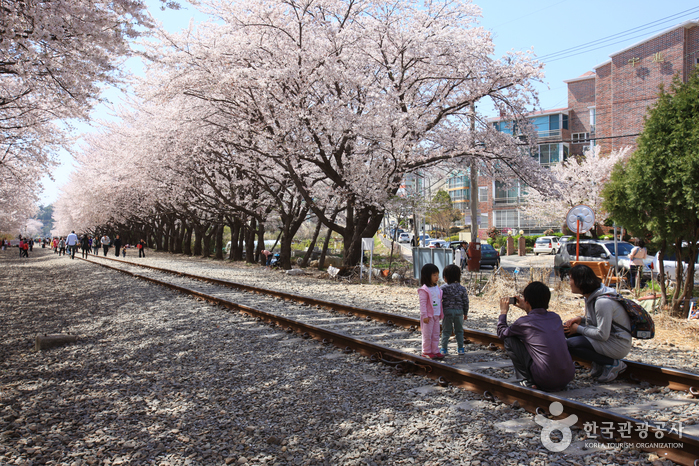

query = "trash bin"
467;242;481;272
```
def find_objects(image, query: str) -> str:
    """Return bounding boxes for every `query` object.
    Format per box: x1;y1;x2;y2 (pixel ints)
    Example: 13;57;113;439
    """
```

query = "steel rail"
84;255;699;395
81;256;699;465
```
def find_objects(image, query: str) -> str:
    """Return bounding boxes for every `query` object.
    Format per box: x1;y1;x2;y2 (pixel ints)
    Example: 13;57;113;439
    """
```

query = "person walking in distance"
439;264;469;356
58;237;66;256
417;263;444;360
93;236;100;255
137;239;146;258
80;234;91;259
65;230;79;259
113;235;122;257
101;234;111;257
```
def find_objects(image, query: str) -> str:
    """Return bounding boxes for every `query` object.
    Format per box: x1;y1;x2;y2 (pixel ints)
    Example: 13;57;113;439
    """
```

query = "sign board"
362;238;374;251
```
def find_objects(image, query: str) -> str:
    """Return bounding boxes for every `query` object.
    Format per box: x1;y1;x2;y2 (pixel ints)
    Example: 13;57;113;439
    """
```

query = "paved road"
382;237;557;272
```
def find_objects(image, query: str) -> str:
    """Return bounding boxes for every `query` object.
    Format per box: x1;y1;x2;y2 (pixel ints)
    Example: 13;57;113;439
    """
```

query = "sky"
39;0;699;205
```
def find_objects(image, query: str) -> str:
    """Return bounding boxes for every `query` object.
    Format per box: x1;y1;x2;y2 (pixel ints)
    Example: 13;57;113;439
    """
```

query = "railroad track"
81;255;699;465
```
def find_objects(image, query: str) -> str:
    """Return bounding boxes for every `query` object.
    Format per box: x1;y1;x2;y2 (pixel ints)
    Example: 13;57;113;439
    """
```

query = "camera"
508;297;517;305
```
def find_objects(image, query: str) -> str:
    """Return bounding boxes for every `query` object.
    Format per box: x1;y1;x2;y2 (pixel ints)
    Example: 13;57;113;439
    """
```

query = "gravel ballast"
0;249;690;465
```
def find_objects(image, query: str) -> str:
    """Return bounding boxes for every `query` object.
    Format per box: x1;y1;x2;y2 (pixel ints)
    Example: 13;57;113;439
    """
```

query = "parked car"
426;239;449;248
533;236;560;255
397;232;411;243
411;234;431;246
479;243;500;268
554;240;652;279
651;246;699;283
559;235;573;245
389;228;404;240
449;241;466;250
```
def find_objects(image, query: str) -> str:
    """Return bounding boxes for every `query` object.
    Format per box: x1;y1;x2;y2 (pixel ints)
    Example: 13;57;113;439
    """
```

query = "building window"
536;144;560;166
447;174;469;189
480;213;489;228
450;189;470;202
562;114;569;130
572;133;590;143
478;186;488;202
494;210;518;229
494;181;518;204
589;108;596;134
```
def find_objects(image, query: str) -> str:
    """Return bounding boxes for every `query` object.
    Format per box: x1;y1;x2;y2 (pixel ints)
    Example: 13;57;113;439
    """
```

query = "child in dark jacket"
440;264;469;356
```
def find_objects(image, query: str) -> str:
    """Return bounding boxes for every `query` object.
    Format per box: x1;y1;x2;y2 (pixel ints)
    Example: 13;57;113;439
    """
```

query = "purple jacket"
497;308;575;391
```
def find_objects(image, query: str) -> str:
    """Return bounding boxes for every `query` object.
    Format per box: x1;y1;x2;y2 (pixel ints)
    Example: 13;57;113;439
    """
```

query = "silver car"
533;236;560;255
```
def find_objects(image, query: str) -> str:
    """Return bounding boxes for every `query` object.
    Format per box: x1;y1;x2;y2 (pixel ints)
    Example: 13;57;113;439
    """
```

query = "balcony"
493;196;523;206
537;129;561;140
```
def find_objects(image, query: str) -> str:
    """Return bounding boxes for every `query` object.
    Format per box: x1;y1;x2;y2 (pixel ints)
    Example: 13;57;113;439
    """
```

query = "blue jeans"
440;309;465;350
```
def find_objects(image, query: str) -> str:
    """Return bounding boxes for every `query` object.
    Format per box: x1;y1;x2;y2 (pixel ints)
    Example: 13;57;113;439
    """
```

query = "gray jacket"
577;285;633;360
440;283;469;315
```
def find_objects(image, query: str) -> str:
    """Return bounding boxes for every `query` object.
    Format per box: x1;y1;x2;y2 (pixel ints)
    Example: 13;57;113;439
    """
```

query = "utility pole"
469;103;479;242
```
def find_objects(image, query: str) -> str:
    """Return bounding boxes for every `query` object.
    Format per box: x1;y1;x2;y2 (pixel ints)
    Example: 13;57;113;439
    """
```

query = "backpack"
597;293;655;339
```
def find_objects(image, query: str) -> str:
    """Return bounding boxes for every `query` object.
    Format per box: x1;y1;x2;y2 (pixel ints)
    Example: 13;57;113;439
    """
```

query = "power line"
537;6;699;61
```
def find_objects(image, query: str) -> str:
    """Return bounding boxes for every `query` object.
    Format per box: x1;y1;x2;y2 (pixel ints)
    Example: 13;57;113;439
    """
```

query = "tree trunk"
182;223;192;256
229;219;242;261
214;223;224;260
318;224;334;269
193;224;204;256
245;218;256;264
300;219;323;268
341;204;384;266
202;226;215;258
256;221;265;264
154;221;164;251
656;240;668;307
173;220;184;254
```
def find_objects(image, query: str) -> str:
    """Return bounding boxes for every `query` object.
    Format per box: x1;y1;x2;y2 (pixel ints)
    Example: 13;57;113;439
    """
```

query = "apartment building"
445;19;699;237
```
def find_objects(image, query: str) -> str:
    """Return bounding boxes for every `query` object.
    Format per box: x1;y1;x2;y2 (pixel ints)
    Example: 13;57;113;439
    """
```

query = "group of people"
49;233;148;259
15;237;33;257
418;262;632;391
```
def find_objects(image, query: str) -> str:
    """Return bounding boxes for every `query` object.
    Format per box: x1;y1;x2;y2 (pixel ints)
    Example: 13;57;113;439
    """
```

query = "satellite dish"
566;205;595;234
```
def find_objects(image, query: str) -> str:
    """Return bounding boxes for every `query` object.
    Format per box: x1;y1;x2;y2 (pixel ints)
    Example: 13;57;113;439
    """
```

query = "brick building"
445;19;699;237
566;19;699;155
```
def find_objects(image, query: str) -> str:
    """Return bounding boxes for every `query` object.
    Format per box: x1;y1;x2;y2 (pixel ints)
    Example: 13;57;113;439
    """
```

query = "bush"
486;226;499;241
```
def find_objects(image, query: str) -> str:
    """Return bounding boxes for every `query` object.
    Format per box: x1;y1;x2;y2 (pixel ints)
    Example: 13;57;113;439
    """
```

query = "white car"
651;248;699;283
533;236;560;255
397;232;411;243
426;239;448;248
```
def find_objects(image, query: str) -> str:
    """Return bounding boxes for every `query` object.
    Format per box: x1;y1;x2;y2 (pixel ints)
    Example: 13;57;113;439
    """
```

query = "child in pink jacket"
418;263;444;359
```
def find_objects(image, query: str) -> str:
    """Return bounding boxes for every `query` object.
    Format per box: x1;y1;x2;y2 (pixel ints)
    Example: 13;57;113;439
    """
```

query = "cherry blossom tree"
145;0;547;265
1;0;177;232
519;145;631;232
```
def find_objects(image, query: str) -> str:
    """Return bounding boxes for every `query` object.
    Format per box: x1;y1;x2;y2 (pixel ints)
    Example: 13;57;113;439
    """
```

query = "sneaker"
421;353;432;359
590;362;604;378
432;352;445;359
518;379;538;389
458;347;465;355
598;360;627;383
439;348;448;356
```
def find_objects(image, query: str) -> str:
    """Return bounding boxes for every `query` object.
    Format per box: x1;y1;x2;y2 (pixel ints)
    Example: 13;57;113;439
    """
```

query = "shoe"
439;348;448;356
590;362;604;378
598;360;627;383
421;353;432;359
432;352;445;359
518;379;538;389
458;347;465;355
